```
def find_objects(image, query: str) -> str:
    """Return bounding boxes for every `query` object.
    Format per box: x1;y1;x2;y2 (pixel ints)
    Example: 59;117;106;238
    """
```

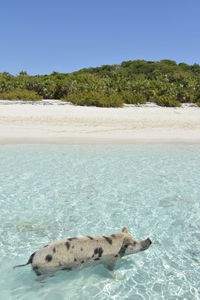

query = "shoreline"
1;138;200;145
0;101;200;144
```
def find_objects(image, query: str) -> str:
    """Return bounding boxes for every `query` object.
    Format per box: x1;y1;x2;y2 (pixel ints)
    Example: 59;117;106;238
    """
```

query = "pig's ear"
122;227;129;233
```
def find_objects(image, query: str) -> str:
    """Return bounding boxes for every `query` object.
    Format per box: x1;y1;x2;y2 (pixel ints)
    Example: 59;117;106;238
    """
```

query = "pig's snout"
140;238;152;251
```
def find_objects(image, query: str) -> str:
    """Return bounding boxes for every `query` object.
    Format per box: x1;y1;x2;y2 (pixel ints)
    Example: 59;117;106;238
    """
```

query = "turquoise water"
0;144;200;300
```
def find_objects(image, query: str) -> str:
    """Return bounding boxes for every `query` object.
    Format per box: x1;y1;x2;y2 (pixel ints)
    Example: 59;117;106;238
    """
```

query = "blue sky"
0;0;200;75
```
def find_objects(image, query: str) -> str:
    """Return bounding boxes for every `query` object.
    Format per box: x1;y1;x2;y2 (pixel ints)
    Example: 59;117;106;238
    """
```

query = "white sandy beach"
0;100;200;144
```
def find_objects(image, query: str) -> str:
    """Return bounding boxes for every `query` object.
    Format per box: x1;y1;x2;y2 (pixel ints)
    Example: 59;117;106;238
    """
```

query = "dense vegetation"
1;60;200;107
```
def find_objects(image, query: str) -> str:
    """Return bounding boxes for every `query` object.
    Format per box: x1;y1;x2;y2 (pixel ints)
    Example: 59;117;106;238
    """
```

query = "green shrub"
25;78;57;99
62;91;123;107
0;89;42;100
196;100;200;107
153;95;181;107
120;90;147;104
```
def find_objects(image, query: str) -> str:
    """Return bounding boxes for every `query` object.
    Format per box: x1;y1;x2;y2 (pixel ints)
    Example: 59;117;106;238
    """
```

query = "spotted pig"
14;227;152;276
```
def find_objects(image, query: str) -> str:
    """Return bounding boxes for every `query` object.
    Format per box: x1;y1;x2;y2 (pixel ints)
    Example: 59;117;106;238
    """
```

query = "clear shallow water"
0;144;200;300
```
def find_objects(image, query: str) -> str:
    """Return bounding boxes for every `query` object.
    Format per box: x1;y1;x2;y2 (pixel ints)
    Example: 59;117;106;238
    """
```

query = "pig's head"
119;227;152;257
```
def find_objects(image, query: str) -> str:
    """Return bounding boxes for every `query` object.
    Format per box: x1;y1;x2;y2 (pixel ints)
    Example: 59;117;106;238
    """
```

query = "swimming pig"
14;227;152;276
